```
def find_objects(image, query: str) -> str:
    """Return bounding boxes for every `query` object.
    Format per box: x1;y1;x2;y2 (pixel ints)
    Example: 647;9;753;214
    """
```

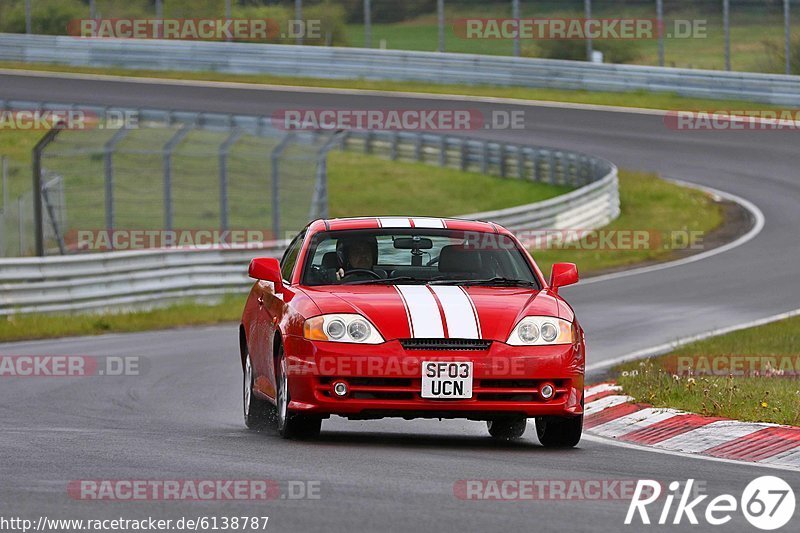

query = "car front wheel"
535;415;583;448
276;345;322;440
486;416;528;440
243;354;274;430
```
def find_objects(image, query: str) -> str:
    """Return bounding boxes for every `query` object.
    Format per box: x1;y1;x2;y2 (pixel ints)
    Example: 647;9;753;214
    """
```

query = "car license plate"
421;361;473;399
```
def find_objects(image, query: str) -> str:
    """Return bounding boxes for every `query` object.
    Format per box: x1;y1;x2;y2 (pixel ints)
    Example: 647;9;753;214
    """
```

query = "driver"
335;236;379;281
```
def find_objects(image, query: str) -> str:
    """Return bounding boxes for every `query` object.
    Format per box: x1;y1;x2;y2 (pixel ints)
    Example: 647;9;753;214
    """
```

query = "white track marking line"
395;285;444;338
579;179;765;287
429;286;480;339
0;68;672;116
587;307;800;371
574;432;800;473
655;420;769;453
584;395;634;416
589;408;684;439
760;448;800;469
584;383;622;398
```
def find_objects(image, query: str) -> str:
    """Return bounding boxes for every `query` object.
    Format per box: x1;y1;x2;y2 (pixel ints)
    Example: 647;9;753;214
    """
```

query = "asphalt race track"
2;71;799;532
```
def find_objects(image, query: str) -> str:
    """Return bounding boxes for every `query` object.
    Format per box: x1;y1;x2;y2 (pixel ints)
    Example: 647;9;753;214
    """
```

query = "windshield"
301;228;540;288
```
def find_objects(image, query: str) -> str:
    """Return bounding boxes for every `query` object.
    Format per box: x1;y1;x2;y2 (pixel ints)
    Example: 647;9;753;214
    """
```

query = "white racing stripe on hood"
411;217;445;228
429;286;481;339
395;285;444;338
378;217;412;228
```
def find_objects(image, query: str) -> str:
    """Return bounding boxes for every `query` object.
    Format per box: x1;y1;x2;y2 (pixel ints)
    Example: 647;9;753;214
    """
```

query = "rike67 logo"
626;477;795;530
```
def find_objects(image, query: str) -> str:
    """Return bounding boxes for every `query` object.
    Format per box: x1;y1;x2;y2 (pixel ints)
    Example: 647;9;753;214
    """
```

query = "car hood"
301;284;565;342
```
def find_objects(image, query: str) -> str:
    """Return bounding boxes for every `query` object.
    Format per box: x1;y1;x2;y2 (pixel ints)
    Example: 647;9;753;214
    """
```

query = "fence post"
584;0;593;61
296;0;303;46
785;0;792;75
437;0;445;52
32;125;65;257
271;133;294;241
162;124;192;232
723;0;731;71
103;127;130;232
657;0;665;67
18;196;25;255
512;0;520;57
1;156;7;215
225;0;232;42
311;132;344;221
364;0;372;48
25;0;32;34
218;129;242;233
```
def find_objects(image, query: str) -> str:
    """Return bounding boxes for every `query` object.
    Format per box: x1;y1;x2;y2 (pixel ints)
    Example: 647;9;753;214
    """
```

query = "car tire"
276;345;322;440
486;416;528;440
534;415;583;448
243;354;275;430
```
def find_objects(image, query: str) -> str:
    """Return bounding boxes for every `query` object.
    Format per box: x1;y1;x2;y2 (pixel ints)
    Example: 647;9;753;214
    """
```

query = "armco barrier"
0;114;617;317
1;34;799;106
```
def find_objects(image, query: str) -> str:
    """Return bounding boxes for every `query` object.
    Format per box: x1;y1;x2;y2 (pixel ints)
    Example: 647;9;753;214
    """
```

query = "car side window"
280;232;306;282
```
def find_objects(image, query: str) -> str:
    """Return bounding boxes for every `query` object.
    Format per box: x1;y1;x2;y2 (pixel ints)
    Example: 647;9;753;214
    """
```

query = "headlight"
303;314;384;344
507;317;574;346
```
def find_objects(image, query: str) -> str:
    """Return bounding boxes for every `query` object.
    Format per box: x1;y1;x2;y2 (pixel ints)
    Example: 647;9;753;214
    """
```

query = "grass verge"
0;294;245;343
0;61;791;113
614;316;800;426
533;170;723;277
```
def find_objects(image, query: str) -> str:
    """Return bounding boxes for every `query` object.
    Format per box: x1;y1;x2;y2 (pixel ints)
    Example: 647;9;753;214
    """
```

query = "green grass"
0;129;568;234
327;150;570;217
0;61;793;113
614;316;800;426
345;7;796;74
0;294;246;342
533;170;723;278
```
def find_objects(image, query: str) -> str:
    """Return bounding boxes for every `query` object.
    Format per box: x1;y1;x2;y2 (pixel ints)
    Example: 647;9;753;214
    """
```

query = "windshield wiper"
346;276;423;285
430;277;537;287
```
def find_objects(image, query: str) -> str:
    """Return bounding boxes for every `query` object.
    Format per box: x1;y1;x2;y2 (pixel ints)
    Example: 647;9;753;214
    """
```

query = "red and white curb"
582;383;800;470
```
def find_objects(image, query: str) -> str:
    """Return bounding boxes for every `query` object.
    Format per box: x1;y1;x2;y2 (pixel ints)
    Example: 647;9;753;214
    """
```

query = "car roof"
308;216;508;234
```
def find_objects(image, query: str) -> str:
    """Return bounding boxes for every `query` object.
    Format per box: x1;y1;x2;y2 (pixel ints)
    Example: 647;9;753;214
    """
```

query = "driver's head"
337;236;378;270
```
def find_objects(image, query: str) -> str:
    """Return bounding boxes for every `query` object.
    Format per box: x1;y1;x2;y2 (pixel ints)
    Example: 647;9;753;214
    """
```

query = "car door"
259;231;306;397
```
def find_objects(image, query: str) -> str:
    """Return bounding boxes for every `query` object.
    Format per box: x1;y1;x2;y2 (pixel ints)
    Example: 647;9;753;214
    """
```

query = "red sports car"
239;217;585;446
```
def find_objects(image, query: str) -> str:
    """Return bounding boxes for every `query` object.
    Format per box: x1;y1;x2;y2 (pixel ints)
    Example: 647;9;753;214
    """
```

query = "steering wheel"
342;268;382;279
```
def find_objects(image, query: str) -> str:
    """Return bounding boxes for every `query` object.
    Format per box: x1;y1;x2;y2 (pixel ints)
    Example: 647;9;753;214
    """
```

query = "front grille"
400;338;492;351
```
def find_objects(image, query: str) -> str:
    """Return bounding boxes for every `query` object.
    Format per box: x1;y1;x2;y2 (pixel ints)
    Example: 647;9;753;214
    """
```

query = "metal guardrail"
0;126;617;315
2;34;800;106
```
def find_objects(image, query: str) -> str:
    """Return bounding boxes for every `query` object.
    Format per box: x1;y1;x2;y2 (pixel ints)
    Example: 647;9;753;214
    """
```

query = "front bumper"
283;335;585;420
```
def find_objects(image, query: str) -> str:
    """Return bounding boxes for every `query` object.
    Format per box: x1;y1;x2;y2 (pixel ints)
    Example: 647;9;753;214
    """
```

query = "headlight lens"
518;322;540;343
347;319;370;341
326;319;346;340
540;322;558;342
304;314;384;344
507;317;574;346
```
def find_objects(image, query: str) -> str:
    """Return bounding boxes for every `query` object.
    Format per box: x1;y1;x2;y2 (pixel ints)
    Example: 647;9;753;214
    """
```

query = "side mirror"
549;262;578;292
249;257;283;290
